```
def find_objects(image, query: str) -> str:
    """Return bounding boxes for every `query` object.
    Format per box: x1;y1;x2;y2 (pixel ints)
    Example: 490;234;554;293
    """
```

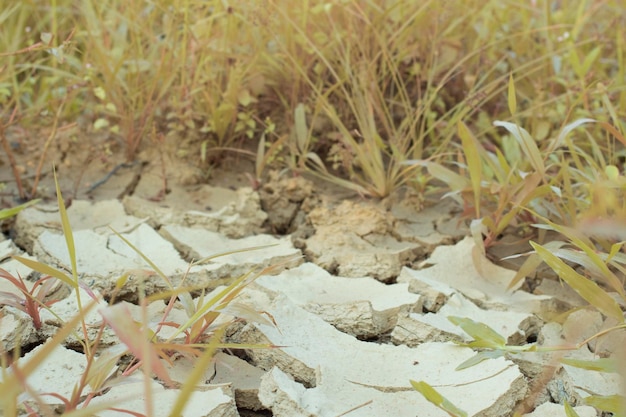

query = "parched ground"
0;131;623;416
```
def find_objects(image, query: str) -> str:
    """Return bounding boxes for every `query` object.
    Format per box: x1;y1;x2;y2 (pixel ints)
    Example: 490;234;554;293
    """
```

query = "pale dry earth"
0;161;623;416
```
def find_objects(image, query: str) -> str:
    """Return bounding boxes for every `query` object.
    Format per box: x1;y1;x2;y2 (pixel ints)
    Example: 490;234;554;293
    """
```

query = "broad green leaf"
426;162;469;192
93;118;109;131
93;86;106;100
507;73;517;115
606;165;620;181
237;88;253;107
554;118;595;149
448;316;506;349
530;241;624;323
410;380;467;417
40;32;53;45
493;121;544;177
458;121;482;218
584;394;626;415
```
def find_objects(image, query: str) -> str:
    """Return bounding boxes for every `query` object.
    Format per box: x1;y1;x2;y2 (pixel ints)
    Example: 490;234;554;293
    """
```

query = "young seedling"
0;269;60;330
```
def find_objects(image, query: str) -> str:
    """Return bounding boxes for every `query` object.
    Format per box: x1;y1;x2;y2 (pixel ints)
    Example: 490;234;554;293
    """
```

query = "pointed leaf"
54;168;77;281
170;326;226;417
294;103;308;153
448;316;507;348
256;133;266;179
99;303;172;385
494;121;544;177
506;241;567;290
410;380;467;417
426;162;469;192
507;73;517;115
455;350;505;371
564;401;581;417
534;220;625;297
0;199;40;221
561;357;619;373
109;227;172;289
530;241;624;323
582;46;602;74
12;256;76;288
584;394;626;415
554;118;596;149
458;122;482;218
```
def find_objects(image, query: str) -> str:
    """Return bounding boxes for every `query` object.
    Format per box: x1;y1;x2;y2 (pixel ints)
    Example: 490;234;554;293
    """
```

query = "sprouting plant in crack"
104;227;294;415
0;269;61;330
1;169;291;416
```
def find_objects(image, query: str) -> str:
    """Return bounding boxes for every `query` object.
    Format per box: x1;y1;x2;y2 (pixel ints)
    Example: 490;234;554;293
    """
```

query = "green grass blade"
458;121;482;218
191;244;278;265
108;227;173;289
169;326;226;417
561;357;618;373
584;394;626;415
410;380;467;417
12;255;76;289
564;401;581;417
53;168;77;282
166;271;251;342
507;73;516;115
0;199;40;221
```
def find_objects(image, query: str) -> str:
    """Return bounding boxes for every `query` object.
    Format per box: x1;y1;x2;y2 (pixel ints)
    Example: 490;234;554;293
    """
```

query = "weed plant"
0;175;283;415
